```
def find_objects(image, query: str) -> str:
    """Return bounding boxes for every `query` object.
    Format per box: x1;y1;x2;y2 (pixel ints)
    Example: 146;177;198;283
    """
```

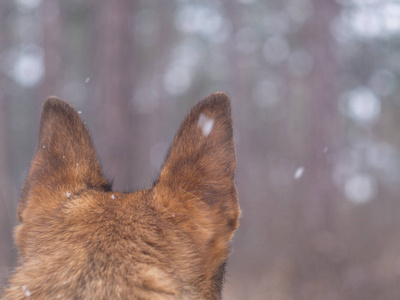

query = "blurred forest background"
1;0;400;299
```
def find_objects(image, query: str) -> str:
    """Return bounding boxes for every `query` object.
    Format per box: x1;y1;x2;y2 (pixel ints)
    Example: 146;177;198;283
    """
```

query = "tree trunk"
90;0;135;190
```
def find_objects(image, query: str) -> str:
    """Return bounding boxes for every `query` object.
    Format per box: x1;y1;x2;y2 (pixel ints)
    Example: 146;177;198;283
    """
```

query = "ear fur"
18;97;108;222
154;92;240;245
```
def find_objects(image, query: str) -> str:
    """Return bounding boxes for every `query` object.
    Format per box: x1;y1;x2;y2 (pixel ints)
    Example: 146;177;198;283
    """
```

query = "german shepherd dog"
2;93;240;299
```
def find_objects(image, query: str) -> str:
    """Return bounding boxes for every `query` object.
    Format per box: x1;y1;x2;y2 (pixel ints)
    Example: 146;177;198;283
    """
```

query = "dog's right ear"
18;97;109;222
153;92;240;270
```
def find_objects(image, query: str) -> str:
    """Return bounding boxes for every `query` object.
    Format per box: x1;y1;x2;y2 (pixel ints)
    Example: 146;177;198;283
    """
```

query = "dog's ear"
154;92;240;254
18;97;109;222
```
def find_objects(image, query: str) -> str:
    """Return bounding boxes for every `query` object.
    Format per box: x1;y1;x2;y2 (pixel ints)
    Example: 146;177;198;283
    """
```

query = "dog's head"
5;93;239;299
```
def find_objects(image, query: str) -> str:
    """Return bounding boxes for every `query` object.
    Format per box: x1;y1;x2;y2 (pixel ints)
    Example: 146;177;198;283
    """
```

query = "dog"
2;92;240;299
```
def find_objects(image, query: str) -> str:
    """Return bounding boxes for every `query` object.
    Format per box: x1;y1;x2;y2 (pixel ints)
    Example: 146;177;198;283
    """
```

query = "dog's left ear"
18;97;108;222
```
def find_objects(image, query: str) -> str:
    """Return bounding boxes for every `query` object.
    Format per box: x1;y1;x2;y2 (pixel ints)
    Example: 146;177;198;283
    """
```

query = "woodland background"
1;0;400;299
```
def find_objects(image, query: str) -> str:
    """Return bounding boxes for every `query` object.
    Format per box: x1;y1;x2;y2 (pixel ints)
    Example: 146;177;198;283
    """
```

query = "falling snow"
294;167;305;180
111;194;115;199
25;290;31;297
197;113;214;137
66;192;71;198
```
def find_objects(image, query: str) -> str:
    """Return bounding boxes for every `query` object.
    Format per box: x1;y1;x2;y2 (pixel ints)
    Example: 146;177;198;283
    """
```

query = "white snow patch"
78;111;82;114
111;194;115;200
66;192;71;198
197;113;214;137
294;167;304;179
25;290;31;297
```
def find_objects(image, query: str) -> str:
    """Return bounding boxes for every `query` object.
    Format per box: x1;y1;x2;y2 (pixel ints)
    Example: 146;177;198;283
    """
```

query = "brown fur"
2;93;240;299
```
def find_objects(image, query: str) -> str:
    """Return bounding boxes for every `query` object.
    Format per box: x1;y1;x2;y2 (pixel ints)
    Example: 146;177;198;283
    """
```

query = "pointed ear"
18;97;109;222
154;92;240;246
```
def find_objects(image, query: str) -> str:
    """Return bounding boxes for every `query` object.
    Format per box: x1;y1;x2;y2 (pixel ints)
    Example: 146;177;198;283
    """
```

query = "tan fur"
2;93;240;300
